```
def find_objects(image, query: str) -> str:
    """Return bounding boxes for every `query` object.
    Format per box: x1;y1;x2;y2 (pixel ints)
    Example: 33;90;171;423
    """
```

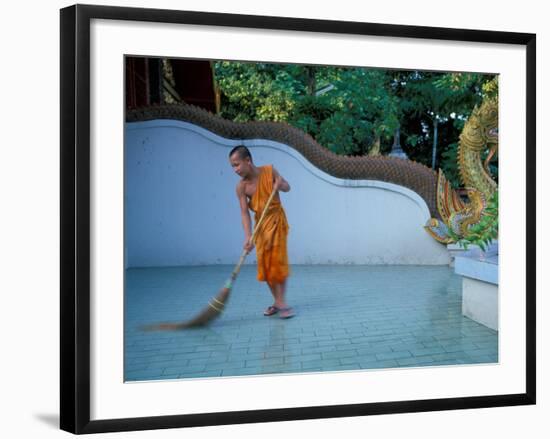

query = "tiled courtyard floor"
124;265;498;382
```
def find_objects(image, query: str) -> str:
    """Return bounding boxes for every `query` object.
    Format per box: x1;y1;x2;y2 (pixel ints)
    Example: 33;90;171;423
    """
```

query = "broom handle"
231;187;278;277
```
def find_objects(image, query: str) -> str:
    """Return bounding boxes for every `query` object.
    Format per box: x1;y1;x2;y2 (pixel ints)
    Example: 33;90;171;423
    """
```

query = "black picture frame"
60;3;536;434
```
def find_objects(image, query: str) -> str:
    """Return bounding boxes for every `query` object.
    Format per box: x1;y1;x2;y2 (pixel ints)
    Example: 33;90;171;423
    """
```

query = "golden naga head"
459;97;499;152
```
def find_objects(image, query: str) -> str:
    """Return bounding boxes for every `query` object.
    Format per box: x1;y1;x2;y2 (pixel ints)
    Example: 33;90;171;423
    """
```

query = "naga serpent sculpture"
424;96;498;244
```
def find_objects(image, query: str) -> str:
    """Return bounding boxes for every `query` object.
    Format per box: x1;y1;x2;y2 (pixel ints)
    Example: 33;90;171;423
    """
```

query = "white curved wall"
125;120;449;267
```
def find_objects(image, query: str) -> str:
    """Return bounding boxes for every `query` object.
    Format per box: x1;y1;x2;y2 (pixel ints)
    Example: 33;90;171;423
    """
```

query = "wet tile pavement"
124;265;498;381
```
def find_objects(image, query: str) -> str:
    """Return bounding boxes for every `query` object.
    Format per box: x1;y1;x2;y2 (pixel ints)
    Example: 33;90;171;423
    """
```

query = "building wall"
125;120;450;267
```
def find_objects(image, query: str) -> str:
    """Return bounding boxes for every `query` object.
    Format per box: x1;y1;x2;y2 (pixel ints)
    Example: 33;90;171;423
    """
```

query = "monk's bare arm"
272;167;290;192
236;182;254;250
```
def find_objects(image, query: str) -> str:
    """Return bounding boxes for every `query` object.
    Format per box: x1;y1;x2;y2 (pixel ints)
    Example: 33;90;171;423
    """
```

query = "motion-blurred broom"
142;187;278;331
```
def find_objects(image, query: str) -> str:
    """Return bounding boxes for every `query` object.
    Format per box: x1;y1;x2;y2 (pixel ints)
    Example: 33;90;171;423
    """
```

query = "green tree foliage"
298;68;399;155
214;62;302;122
213;61;497;184
215;62;400;156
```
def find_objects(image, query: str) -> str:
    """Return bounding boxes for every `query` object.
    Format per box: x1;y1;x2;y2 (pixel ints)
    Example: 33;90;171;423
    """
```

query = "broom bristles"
141;285;231;331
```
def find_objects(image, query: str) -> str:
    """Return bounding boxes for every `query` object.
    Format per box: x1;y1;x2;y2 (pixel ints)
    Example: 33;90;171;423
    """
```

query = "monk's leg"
273;279;288;309
274;279;294;318
262;281;279;316
266;280;287;308
264;279;292;317
267;281;277;303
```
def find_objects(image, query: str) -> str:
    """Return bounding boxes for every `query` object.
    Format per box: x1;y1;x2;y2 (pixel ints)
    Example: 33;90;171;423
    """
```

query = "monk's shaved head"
229;145;252;161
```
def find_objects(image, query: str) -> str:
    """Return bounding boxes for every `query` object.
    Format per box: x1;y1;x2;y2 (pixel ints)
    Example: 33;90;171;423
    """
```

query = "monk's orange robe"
249;165;290;284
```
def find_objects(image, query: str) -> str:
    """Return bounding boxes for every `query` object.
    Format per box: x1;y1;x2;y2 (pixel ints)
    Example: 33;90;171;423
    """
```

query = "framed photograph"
60;4;536;434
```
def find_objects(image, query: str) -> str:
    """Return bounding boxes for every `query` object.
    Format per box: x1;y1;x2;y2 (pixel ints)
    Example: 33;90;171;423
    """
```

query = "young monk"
229;145;294;319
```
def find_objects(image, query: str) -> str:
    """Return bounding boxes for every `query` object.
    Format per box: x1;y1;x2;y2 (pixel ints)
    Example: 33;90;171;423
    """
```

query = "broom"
142;187;278;331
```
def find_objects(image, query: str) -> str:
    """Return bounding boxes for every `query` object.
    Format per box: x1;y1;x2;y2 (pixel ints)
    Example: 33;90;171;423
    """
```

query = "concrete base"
447;243;489;267
462;277;498;331
454;241;498;331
